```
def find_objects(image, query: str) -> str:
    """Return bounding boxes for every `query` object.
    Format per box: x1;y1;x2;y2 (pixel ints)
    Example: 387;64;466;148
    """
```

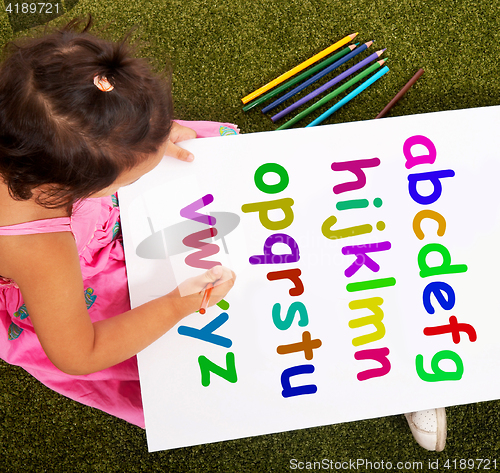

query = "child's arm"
2;230;235;375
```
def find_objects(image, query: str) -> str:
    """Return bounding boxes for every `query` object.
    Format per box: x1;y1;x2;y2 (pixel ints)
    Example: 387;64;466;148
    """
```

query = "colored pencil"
199;283;214;315
276;59;387;130
375;68;424;118
306;66;390;127
242;44;357;112
241;33;358;104
261;41;373;114
271;49;386;122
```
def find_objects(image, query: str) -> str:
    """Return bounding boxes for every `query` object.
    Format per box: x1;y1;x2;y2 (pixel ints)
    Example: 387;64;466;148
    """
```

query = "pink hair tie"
93;74;114;92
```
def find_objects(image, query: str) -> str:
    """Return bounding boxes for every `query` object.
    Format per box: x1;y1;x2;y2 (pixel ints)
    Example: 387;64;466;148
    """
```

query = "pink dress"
0;120;239;428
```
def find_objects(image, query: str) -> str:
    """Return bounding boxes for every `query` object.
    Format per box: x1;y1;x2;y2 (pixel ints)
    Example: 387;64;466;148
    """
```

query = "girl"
0;18;236;428
0;18;445;451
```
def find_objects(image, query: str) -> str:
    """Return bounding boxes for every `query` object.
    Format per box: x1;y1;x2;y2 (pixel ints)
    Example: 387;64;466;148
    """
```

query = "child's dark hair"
0;17;173;210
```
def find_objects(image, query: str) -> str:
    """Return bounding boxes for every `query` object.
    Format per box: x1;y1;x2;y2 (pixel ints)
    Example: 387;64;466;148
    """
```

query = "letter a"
403;135;437;169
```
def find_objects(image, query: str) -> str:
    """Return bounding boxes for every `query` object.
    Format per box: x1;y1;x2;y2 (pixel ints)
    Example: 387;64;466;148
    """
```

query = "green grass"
1;0;500;471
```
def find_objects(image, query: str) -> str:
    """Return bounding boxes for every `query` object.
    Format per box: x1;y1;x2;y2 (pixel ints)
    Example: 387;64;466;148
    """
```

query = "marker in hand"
199;283;214;314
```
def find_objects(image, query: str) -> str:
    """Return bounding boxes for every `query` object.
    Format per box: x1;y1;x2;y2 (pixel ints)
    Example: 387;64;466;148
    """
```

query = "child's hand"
172;265;236;316
165;122;197;162
178;265;235;303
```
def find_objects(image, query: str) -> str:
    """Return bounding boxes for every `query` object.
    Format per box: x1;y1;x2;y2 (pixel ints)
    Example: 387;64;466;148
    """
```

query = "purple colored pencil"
261;42;372;114
271;48;386;122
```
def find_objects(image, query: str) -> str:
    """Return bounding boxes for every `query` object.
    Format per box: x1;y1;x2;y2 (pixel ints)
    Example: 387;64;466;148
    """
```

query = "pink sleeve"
173;120;240;138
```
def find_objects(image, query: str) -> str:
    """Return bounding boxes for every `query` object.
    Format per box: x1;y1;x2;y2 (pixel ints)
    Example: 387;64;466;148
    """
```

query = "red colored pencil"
199;283;214;314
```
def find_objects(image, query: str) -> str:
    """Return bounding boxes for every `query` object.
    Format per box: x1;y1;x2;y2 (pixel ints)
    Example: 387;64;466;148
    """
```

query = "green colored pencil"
242;44;357;112
276;58;387;130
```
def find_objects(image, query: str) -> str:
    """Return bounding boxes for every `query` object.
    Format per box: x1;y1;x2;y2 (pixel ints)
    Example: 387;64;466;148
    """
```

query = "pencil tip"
377;48;387;55
365;41;374;47
350;32;359;39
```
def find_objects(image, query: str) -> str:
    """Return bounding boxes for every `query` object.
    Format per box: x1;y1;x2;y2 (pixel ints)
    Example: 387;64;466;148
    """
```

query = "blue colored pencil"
261;41;373;114
305;66;390;127
271;49;386;122
242;44;357;112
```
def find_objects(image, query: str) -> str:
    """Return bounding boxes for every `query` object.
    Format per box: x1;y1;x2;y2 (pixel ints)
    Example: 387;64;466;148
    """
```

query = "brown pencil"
375;68;424;118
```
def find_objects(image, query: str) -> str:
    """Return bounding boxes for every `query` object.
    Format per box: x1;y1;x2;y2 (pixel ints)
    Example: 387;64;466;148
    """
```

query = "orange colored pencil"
241;32;358;104
199;283;214;314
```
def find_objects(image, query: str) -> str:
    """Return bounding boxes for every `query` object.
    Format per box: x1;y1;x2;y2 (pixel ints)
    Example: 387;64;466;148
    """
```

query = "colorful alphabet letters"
119;106;500;452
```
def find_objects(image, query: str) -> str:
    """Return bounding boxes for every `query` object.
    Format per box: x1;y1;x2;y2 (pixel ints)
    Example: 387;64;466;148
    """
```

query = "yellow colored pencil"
241;32;358;104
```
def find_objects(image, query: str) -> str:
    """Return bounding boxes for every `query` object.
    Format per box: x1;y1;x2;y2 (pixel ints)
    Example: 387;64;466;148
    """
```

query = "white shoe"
404;408;447;451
